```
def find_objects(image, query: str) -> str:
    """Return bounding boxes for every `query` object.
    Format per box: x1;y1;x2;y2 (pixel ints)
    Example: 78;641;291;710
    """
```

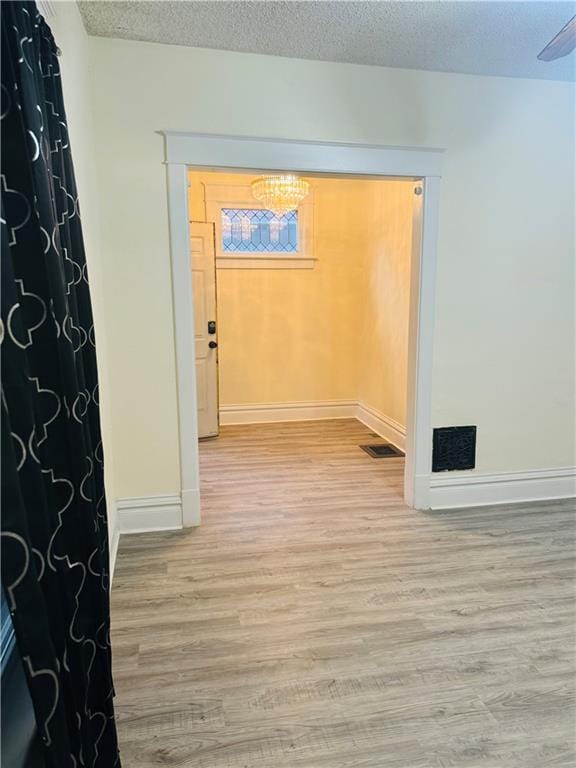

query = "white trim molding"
117;495;184;534
356;402;406;451
216;257;316;270
163;132;444;178
167;163;202;527
220;400;357;425
164;132;444;514
429;467;576;510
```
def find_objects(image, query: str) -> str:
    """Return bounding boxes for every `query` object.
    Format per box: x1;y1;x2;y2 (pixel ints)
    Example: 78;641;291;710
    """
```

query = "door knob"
208;341;218;349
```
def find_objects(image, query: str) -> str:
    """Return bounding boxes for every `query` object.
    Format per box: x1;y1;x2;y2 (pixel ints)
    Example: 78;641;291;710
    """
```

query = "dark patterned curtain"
1;2;121;766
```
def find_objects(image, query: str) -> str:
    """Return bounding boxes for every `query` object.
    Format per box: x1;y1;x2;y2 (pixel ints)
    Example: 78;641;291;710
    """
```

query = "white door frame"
163;132;444;526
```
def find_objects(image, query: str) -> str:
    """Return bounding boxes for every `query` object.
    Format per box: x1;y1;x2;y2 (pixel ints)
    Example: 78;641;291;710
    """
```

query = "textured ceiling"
78;1;576;82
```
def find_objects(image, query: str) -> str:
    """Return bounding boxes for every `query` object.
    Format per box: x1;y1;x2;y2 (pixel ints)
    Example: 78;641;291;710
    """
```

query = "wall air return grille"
432;426;477;472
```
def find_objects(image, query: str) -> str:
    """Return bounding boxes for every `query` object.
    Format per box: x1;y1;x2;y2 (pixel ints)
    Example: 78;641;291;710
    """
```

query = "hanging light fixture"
251;174;310;216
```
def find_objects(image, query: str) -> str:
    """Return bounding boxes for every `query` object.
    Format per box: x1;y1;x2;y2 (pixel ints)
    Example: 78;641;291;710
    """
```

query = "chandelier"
251;174;310;216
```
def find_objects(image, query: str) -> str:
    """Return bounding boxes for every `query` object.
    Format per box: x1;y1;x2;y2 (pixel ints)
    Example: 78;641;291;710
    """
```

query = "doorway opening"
189;169;419;512
164;132;442;524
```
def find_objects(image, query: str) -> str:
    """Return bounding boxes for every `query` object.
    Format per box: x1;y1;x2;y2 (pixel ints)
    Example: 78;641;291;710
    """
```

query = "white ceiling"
78;1;576;82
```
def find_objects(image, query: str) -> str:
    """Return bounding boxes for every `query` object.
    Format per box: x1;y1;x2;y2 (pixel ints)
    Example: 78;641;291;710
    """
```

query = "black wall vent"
360;444;404;458
432;426;476;472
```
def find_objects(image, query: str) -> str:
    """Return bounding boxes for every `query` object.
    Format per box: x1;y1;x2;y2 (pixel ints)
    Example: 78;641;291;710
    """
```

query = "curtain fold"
1;2;121;765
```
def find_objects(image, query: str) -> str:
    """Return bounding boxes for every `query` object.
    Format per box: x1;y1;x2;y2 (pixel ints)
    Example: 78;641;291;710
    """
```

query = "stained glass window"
221;208;298;253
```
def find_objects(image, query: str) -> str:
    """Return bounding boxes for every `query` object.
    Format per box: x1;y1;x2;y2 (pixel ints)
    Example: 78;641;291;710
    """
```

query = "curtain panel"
1;2;121;765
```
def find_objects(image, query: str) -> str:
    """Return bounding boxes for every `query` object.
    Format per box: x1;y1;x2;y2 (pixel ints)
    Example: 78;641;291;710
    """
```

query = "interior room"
2;2;575;767
188;170;414;501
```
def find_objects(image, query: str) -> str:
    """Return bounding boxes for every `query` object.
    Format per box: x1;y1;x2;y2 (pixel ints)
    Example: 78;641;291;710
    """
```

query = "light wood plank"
112;420;576;767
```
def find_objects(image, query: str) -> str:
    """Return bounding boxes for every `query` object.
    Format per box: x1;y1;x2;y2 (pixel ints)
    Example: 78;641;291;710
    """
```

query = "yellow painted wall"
190;172;367;404
358;181;414;425
189;171;413;423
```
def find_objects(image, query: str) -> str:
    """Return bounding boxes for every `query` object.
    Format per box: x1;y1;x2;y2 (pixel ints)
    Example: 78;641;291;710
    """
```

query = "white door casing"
164;133;444;526
190;222;219;438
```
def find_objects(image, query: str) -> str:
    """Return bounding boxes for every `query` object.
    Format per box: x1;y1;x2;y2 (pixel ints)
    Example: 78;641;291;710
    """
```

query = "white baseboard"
182;487;201;527
117;494;183;534
429;467;576;509
220;400;357;425
355;402;406;451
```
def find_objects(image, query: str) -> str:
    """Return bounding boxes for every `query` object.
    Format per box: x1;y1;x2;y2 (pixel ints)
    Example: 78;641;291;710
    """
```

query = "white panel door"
190;222;219;438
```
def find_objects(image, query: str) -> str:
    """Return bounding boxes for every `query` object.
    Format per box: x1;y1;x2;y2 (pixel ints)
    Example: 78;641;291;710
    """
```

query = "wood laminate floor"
111;420;576;767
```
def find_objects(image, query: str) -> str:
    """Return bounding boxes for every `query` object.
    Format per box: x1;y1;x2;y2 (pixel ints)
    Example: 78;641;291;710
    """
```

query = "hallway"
110;420;576;767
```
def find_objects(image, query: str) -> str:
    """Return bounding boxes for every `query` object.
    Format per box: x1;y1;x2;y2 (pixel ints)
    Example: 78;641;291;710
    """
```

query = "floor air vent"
360;444;404;458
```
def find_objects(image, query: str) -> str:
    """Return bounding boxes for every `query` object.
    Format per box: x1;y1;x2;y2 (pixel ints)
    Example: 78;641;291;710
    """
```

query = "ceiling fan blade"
538;15;576;61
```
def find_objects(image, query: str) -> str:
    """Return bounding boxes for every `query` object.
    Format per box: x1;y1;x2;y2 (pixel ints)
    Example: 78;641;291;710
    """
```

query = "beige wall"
190;172;386;407
358;181;414;425
49;3;117;541
189;171;413;423
86;36;575;498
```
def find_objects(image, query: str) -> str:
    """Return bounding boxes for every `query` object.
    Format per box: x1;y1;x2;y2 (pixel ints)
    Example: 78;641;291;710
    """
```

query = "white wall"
86;37;575;499
48;3;117;547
